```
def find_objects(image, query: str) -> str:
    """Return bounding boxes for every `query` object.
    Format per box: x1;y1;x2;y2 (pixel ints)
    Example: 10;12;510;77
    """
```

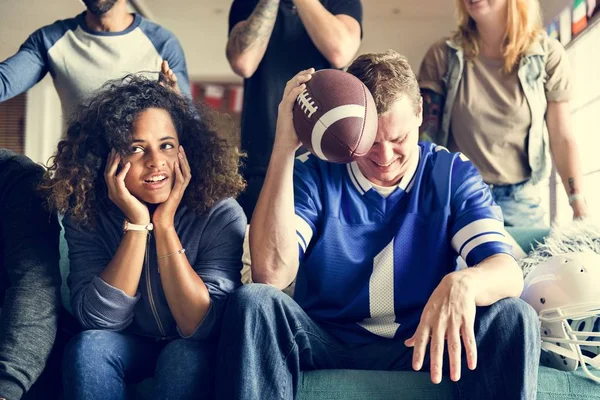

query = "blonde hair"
452;0;545;73
347;50;420;115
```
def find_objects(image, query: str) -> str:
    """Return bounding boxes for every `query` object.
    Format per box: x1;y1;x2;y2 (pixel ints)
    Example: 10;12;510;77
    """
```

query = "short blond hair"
347;50;421;115
453;0;544;73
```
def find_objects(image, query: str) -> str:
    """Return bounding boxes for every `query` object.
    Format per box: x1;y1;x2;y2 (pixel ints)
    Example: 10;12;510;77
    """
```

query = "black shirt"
228;0;363;176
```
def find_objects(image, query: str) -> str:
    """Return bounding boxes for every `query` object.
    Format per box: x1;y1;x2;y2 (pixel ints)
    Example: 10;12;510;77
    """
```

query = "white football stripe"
311;104;365;161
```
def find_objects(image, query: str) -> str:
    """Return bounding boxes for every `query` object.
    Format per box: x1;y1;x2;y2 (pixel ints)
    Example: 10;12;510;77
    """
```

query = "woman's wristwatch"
123;219;154;233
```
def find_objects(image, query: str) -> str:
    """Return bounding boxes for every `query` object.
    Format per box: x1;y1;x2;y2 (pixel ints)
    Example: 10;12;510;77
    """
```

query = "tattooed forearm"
227;0;280;59
568;177;576;194
419;89;444;143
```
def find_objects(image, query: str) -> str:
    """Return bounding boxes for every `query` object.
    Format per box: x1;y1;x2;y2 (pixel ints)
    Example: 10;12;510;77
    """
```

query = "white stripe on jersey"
347;146;421;195
400;146;421;192
358;238;401;338
349;162;372;194
451;218;505;254
346;163;365;194
295;214;314;253
459;233;510;261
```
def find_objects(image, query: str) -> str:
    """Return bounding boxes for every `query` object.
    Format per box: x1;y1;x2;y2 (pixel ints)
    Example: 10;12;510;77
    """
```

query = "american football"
293;69;378;164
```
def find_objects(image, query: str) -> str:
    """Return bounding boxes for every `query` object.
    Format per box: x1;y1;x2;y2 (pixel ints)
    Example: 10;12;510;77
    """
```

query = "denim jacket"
437;37;551;184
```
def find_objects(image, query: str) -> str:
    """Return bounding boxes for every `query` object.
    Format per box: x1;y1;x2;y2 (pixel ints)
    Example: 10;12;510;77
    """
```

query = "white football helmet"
521;251;600;382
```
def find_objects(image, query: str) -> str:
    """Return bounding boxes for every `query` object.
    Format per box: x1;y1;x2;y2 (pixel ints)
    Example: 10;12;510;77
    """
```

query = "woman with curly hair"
41;75;246;400
418;0;587;226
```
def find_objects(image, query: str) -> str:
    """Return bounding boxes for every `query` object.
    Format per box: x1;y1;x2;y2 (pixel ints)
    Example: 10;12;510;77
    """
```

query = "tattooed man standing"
226;0;363;219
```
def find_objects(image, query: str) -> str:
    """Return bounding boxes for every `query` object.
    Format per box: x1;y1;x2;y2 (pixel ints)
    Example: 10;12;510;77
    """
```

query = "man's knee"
228;283;287;313
487;297;540;339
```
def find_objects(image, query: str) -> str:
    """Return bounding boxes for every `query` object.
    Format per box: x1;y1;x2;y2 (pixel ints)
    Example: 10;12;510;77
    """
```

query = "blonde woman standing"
419;0;587;226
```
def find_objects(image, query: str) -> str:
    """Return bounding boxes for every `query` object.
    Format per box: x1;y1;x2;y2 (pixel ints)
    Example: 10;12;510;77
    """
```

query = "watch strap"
123;220;153;233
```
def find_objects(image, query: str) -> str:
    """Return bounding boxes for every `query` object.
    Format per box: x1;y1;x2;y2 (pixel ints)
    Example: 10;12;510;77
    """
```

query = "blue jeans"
215;284;541;400
489;180;547;227
62;330;215;400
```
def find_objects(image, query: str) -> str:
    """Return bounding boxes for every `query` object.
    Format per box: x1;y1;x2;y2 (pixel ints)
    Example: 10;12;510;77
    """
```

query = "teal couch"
57;227;600;399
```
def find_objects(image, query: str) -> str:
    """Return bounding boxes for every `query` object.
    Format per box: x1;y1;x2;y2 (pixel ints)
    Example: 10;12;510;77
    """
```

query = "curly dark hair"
41;75;245;228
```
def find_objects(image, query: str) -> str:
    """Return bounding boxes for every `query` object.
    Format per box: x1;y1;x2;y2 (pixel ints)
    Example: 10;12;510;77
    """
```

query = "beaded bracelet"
157;248;186;260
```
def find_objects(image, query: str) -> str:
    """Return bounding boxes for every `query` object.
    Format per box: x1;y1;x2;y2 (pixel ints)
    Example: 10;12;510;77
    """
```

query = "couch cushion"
297;366;600;400
505;227;550;254
298;369;450;400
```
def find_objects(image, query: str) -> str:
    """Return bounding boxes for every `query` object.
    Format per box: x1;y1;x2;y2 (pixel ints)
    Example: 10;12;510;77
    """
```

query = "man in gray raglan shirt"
0;148;61;400
0;0;191;119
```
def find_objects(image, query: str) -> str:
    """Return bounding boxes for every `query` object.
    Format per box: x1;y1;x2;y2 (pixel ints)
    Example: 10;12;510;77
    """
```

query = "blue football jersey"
293;142;513;343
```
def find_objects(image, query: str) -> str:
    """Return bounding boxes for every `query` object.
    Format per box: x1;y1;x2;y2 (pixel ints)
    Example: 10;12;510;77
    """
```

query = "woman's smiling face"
122;107;180;204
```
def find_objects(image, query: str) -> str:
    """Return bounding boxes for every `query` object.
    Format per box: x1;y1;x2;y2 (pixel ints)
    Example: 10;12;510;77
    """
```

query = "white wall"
553;20;600;223
0;1;85;60
359;17;454;71
156;14;237;82
0;1;83;163
156;10;455;81
24;77;63;165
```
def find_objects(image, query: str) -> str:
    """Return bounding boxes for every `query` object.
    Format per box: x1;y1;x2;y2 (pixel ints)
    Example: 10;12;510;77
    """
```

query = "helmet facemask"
522;252;600;382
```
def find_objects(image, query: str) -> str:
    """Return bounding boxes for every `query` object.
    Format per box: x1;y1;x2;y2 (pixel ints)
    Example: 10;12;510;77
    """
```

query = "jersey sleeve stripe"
465;243;514;266
460;233;510;261
451;218;504;253
458;230;506;256
297;232;308;253
295;214;314;252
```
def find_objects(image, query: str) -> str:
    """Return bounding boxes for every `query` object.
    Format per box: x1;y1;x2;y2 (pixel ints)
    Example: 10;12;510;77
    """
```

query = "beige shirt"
418;36;572;184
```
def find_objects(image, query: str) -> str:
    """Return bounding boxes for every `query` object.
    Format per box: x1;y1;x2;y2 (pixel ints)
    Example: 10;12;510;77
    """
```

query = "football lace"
296;89;319;118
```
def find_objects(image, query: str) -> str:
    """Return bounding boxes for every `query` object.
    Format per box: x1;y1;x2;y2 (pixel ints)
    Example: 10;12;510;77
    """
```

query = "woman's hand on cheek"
152;146;192;230
104;150;150;224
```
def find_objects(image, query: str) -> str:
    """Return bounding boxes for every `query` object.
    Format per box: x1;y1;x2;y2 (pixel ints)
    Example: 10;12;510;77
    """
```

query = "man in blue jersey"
215;50;541;400
0;0;190;118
